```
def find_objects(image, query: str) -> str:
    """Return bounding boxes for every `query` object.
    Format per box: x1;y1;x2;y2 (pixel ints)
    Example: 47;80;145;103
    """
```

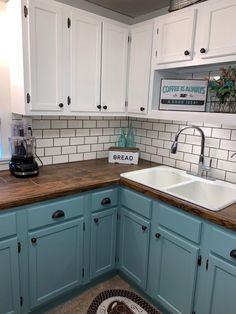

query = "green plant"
208;66;236;104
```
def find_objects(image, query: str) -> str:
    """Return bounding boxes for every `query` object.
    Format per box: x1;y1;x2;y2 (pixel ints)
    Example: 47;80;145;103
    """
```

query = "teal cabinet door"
149;226;199;314
203;255;236;314
28;218;84;309
0;238;20;314
119;207;150;289
90;207;117;279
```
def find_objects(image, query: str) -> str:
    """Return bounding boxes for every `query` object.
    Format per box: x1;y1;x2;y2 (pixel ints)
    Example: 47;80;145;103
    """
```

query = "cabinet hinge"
18;242;21;253
206;259;209;271
82;268;85;277
83;222;85;232
24;5;28;18
67;17;71;28
128;36;131;43
125;101;128;107
67;96;71;106
197;255;202;266
20;296;23;307
26;93;30;104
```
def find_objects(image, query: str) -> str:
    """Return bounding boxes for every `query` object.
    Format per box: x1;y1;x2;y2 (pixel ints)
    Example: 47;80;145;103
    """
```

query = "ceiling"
86;0;170;18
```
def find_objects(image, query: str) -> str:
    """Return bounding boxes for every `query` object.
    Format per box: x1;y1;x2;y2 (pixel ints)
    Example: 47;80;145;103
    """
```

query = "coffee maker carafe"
9;121;39;177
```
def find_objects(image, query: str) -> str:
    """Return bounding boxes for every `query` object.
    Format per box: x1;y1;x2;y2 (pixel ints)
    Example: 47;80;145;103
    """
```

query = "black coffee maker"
9;121;39;177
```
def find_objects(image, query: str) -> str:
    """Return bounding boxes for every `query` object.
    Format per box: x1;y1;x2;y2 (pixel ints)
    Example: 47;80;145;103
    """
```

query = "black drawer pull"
155;233;161;238
52;210;65;219
97;105;101;110
142;225;147;231
94;218;99;223
140;107;145;112
103;105;108;110
58;103;64;108
101;197;111;205
230;249;236;259
184;50;190;56
200;48;206;54
31;238;37;244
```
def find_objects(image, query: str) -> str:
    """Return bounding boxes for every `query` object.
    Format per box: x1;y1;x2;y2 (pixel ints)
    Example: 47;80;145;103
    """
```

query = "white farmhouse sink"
120;166;236;211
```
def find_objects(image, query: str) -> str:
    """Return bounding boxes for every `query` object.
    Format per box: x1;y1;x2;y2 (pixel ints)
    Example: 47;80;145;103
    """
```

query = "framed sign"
159;79;208;111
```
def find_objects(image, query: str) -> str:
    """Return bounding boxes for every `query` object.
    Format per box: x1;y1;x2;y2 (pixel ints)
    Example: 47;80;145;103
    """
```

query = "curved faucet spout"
171;125;206;176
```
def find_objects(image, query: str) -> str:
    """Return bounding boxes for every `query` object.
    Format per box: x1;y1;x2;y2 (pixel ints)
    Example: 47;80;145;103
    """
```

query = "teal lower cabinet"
0;212;20;314
148;201;202;314
119;207;150;290
90;207;117;279
0;238;21;314
28;218;84;308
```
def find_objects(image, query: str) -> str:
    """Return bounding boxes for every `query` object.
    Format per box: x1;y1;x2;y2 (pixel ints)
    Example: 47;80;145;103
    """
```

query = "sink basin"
120;166;191;189
120;166;236;211
167;180;236;211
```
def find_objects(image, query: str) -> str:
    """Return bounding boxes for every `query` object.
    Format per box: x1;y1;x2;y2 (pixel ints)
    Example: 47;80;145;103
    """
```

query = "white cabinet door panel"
101;22;128;113
28;0;63;112
199;0;236;60
128;22;153;114
70;12;101;112
155;9;196;65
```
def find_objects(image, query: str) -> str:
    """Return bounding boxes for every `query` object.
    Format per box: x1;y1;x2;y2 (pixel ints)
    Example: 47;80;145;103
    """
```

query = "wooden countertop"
0;158;236;232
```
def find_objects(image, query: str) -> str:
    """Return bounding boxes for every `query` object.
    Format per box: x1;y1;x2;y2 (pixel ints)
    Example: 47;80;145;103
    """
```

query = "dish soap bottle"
126;127;135;147
117;128;126;147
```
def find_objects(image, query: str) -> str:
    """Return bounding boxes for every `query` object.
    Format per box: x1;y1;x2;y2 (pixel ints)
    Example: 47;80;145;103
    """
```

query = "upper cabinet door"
70;11;102;112
198;0;236;60
128;22;153;115
28;0;64;112
101;22;128;113
155;9;196;65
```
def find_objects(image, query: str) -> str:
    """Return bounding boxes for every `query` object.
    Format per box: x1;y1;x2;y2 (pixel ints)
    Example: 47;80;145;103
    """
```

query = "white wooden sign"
159;79;208;111
108;147;139;165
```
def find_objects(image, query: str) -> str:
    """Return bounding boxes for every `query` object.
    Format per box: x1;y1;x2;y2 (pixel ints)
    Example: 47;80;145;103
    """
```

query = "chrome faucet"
171;125;206;177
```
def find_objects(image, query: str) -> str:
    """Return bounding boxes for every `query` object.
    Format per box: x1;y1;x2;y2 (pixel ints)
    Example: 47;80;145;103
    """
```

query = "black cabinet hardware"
97;105;102;110
230;249;236;259
52;210;65;219
184;50;190;55
31;238;37;244
142;225;147;231
67;96;71;105
200;48;206;53
101;197;111;205
140;107;145;111
94;218;99;223
103;105;108;110
155;233;161;238
58;103;64;108
198;255;202;266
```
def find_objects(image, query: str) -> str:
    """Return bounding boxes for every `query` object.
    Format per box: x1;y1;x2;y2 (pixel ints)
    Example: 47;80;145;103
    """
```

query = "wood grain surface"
0;158;236;231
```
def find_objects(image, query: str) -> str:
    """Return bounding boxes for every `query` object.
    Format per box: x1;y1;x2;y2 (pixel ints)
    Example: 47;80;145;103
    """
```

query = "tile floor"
46;275;135;314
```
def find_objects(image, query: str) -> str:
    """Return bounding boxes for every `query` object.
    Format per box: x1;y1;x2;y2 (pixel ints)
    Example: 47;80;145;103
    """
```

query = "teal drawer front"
157;202;202;243
27;195;84;230
91;188;118;212
121;188;152;219
0;213;17;238
209;226;236;263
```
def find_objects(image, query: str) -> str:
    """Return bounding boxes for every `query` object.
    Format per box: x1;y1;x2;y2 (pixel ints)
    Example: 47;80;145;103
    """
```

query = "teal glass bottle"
117;128;126;147
126;127;135;147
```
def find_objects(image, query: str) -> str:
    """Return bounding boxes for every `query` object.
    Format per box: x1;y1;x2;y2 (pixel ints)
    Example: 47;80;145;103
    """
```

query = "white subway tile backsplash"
78;145;91;153
69;153;83;162
51;120;67;129
84;152;96;160
212;128;231;139
70;137;85;145
45;147;61;156
220;139;236;150
43;129;59;138
36;139;53;148
76;129;90;137
83;120;97;128
85;137;98;144
54;138;70;147
60;129;76;138
53;155;69;164
62;146;76;154
68;120;83;128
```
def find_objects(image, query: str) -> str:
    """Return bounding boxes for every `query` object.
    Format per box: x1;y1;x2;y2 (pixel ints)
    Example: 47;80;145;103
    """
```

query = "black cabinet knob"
200;48;206;54
140;107;145;112
184;50;190;56
155;233;161;238
230;249;236;259
94;218;99;223
103;105;108;110
97;105;101;110
31;238;37;244
58;103;64;108
52;210;65;219
101;197;111;205
142;225;147;231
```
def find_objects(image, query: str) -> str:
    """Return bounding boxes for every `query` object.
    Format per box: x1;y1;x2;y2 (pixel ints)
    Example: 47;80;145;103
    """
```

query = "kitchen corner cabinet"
0;212;20;314
90;188;118;279
148;202;201;314
8;0;128;116
119;188;151;289
127;21;153;115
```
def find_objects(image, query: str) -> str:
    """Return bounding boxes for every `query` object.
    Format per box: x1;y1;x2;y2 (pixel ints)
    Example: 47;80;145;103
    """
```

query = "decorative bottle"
126;127;135;147
117;128;126;147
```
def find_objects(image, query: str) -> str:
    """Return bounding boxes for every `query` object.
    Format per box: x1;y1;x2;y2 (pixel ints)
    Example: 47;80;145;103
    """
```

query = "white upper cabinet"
101;22;128;114
154;9;196;65
127;21;154;115
197;0;236;60
70;11;102;113
28;0;64;112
